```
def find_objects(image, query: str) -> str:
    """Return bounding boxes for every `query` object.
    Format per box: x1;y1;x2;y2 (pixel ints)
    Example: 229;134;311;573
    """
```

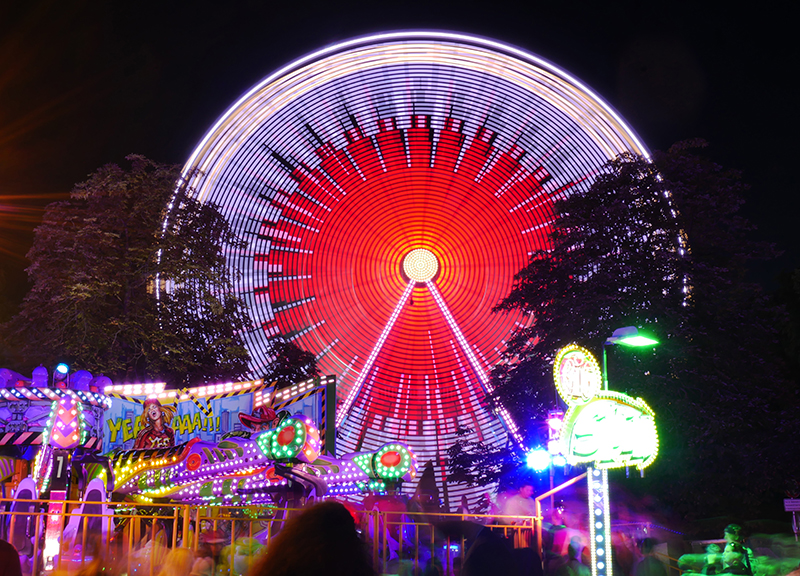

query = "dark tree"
0;268;19;367
778;268;800;371
491;150;687;423
262;338;319;389
451;141;797;518
446;426;521;488
2;156;251;386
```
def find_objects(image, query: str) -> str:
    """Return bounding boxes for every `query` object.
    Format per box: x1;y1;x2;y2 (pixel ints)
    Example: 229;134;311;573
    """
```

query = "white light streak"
336;280;415;427
427;282;525;447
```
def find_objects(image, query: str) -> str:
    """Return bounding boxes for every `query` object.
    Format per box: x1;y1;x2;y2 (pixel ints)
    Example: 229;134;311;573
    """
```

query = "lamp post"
590;327;658;576
602;326;658;390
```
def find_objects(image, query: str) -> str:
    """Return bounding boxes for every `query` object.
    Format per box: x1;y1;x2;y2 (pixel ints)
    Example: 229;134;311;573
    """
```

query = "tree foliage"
778;268;800;372
446;426;522;488
262;339;319;389
450;141;798;519
2;155;252;386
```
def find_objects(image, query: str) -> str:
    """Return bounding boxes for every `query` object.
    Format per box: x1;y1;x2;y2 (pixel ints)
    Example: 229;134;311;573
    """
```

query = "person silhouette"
721;524;753;575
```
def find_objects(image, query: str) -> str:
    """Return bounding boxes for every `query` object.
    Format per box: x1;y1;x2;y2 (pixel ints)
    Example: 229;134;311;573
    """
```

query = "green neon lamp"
604;326;658;347
602;326;658;390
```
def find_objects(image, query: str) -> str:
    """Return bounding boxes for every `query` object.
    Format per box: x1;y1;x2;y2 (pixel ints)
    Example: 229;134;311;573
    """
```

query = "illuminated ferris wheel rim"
169;32;659;498
181;30;649;192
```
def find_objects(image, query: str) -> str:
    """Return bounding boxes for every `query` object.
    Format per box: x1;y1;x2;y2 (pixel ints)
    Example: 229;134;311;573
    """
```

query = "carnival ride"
110;415;417;505
0;366;419;572
0;31;660;572
0;367;113;570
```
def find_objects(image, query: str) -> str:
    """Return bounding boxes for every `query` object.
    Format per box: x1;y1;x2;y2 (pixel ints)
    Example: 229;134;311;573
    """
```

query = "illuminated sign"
562;391;658;470
553;345;658;471
553;343;659;576
553;344;602;405
103;376;335;454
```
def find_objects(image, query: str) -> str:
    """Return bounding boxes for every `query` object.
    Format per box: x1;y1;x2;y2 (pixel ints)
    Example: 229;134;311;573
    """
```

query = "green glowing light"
561;391;658;470
605;327;658;347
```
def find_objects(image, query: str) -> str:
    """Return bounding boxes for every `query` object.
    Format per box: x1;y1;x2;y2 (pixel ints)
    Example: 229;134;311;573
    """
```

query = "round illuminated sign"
403;249;439;282
553;344;602;405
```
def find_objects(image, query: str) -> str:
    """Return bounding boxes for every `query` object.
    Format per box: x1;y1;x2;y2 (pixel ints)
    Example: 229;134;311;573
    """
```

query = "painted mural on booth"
103;381;326;453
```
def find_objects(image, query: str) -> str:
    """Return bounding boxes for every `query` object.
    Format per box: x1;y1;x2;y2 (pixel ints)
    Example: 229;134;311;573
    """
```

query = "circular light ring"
373;442;417;481
257;417;319;463
178;32;648;503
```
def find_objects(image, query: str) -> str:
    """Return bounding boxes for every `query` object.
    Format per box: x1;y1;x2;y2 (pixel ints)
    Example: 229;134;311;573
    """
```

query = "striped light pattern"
588;467;613;576
177;32;647;505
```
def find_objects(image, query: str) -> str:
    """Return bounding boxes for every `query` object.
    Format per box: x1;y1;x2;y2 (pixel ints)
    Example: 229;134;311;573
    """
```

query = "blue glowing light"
526;448;551;471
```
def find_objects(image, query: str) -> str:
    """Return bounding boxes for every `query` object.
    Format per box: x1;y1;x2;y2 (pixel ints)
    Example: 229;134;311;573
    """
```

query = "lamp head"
605;326;658;347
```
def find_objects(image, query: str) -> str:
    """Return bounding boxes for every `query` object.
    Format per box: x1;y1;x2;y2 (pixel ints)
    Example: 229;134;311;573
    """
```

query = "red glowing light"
380;451;402;467
277;426;295;446
265;467;281;483
186;453;202;472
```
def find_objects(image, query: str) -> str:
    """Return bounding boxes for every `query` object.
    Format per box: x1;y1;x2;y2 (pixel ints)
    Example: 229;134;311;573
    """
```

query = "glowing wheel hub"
403;249;439;282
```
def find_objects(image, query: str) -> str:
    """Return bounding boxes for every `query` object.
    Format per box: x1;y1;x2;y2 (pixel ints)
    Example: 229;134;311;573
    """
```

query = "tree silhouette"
2;156;251;386
450;142;798;518
262;338;319;389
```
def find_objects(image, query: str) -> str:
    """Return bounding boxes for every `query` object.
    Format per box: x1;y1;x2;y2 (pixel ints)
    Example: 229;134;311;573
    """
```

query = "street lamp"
553;330;659;576
581;327;659;576
602;326;658;390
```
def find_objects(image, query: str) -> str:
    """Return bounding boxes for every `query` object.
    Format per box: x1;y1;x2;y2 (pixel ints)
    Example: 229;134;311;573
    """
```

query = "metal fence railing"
0;498;540;576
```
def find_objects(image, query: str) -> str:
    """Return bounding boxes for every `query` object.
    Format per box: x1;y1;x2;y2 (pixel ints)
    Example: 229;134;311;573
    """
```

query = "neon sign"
554;344;660;576
554;345;658;471
561;391;658;470
553;344;602;405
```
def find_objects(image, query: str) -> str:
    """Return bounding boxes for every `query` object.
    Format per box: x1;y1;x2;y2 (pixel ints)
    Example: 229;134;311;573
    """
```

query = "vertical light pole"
592;326;659;576
588;467;612;576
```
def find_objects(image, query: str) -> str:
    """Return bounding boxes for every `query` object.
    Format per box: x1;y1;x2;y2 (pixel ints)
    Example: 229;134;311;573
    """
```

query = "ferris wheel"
180;32;647;504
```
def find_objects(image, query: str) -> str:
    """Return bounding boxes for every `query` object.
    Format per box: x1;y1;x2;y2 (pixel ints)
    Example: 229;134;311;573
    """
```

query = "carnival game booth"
0;368;418;574
104;376;417;507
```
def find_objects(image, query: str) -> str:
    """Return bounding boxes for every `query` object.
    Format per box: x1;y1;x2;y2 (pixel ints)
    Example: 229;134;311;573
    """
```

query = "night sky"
0;0;793;305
